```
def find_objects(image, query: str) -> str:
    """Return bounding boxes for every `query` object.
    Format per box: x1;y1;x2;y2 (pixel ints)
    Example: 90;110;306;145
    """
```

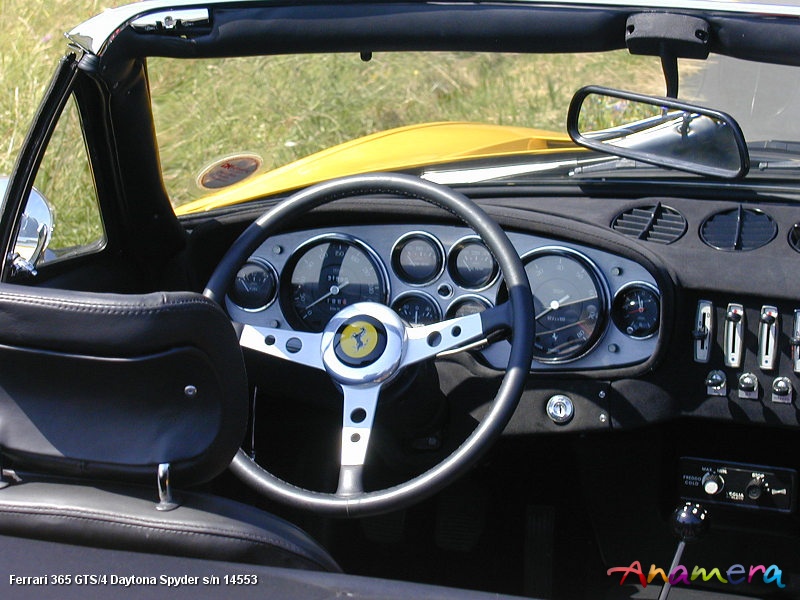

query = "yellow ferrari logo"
339;321;379;359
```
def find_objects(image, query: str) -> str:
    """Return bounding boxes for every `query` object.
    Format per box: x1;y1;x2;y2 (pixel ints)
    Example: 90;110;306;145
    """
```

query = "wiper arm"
422;155;632;185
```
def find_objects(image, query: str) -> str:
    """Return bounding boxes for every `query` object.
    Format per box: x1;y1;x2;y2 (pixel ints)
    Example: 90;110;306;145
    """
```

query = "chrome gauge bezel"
521;246;610;364
611;281;661;340
447;236;500;291
391;291;443;326
390;231;446;286
279;233;390;332
445;294;493;319
226;258;279;313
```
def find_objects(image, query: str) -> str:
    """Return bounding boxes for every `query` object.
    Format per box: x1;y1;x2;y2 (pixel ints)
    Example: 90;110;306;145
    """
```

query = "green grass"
3;1;665;237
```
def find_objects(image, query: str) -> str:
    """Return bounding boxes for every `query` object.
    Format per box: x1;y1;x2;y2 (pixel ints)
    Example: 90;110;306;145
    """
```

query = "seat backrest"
0;284;248;486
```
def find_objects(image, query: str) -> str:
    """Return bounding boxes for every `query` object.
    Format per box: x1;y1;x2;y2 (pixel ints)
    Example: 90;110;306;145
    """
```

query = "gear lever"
658;502;709;600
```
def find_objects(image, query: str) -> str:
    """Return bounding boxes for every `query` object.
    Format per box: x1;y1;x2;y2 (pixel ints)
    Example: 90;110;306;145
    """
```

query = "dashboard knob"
746;477;765;500
772;377;792;396
726;309;742;322
705;370;726;388
761;312;776;325
738;372;758;393
701;472;724;496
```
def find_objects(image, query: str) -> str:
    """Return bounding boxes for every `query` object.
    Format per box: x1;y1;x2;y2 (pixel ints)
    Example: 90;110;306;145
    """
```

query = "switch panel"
680;457;796;513
693;300;713;363
724;303;745;368
758;305;779;371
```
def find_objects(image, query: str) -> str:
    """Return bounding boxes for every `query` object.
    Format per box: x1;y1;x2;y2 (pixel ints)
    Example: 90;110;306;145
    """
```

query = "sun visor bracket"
625;13;710;98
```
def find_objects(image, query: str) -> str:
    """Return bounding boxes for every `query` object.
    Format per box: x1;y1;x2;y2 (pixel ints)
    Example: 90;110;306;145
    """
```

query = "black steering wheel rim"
204;172;534;517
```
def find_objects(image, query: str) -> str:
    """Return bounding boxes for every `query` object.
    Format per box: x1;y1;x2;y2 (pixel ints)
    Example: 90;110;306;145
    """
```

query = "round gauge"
449;238;499;289
446;295;491;319
525;250;606;362
392;233;444;285
281;236;388;332
392;293;442;326
229;261;277;311
612;284;660;338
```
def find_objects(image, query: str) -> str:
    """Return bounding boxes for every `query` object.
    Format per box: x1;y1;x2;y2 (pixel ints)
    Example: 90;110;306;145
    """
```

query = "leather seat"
0;284;339;572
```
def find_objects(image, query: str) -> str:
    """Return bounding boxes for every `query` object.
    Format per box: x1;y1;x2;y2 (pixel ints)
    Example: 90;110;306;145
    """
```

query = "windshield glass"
148;51;800;211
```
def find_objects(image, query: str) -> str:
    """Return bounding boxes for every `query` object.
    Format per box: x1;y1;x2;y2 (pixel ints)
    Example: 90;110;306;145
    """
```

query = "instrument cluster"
225;224;662;371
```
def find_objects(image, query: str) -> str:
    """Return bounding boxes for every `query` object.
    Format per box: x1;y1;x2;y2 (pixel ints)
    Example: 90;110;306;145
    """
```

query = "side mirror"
0;177;55;274
567;86;749;178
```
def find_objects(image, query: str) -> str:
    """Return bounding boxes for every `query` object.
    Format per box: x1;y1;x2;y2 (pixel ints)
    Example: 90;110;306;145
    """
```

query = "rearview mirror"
567;86;749;178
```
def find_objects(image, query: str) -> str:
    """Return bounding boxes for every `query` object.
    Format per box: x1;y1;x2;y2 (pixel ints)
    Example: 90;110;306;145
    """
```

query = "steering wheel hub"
322;303;405;386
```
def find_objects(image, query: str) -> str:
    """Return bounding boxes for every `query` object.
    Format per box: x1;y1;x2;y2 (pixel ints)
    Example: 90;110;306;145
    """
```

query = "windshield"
148;50;800;212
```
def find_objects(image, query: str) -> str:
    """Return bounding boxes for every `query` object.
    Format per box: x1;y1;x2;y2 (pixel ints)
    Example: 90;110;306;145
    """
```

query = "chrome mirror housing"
0;177;55;275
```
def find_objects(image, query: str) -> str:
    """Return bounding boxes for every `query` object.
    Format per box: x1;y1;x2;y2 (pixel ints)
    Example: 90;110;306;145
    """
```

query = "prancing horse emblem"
339;320;379;359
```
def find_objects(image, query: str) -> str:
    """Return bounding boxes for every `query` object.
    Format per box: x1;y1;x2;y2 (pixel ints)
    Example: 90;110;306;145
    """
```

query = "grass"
2;1;665;244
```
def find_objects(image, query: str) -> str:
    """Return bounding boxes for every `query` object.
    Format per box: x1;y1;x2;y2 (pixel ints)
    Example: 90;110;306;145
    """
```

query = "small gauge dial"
392;233;444;285
229;262;277;311
449;239;498;289
281;237;388;332
525;251;606;362
392;293;441;326
612;285;660;338
446;296;491;319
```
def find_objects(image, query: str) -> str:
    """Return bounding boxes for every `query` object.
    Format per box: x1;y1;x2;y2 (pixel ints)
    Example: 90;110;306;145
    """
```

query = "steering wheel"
204;173;534;517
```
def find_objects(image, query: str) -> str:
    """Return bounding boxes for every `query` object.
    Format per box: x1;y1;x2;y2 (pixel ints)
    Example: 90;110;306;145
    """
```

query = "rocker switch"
724;303;745;368
758;306;779;371
791;310;800;374
693;300;713;363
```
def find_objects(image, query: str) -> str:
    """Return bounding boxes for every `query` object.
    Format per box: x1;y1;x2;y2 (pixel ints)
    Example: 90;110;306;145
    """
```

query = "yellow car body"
175;122;575;215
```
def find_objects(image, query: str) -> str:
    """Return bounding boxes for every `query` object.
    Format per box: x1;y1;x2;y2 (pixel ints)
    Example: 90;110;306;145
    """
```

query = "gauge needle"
303;279;350;311
535;294;570;319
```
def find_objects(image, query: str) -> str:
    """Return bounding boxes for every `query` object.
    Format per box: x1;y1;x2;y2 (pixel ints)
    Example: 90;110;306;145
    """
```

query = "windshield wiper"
422;155;650;185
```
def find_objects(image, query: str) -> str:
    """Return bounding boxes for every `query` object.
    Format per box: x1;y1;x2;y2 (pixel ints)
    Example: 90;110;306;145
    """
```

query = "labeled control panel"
679;457;796;513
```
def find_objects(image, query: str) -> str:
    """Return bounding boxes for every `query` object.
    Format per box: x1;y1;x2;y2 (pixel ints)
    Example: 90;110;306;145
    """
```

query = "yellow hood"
175;122;574;215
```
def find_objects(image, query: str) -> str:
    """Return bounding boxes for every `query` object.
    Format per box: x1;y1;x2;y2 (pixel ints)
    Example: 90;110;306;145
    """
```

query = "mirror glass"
568;87;749;178
0;176;55;264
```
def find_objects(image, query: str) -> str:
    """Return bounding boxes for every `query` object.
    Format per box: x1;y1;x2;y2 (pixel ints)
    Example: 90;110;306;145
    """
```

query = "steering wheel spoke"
239;323;325;370
336;384;381;496
402;301;512;367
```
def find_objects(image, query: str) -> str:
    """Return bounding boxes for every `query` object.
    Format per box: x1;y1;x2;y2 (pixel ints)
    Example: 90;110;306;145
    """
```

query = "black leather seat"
0;284;339;572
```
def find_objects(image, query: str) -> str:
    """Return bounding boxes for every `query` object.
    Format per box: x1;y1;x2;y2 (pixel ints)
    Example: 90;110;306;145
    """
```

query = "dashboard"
224;224;661;372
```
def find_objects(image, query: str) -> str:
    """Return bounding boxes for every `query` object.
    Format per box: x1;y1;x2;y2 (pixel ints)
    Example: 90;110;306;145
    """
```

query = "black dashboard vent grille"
789;224;800;253
700;206;777;251
611;203;686;244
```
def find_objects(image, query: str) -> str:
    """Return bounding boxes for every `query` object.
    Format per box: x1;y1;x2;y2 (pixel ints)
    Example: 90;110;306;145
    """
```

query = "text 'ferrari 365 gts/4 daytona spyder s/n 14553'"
2;0;800;598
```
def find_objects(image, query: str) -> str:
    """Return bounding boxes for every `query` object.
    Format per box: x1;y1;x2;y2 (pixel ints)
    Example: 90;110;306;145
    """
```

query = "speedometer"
281;235;388;332
525;249;607;362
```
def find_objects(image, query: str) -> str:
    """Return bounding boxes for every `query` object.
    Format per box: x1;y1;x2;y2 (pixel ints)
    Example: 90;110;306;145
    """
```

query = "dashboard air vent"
700;206;777;251
611;203;687;244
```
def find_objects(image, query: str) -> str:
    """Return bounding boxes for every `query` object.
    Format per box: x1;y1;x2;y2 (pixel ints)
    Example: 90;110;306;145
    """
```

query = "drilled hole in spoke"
427;331;442;347
350;433;361;443
452;326;461;337
351;408;367;423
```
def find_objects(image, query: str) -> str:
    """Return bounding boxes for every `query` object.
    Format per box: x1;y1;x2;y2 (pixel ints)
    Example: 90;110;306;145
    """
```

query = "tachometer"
281;235;388;332
525;249;607;362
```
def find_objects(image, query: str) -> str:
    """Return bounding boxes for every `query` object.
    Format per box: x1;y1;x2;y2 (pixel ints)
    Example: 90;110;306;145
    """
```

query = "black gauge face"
446;296;491;319
525;252;606;362
392;294;441;326
282;238;387;332
449;240;498;289
392;234;443;285
612;285;660;338
229;262;277;310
